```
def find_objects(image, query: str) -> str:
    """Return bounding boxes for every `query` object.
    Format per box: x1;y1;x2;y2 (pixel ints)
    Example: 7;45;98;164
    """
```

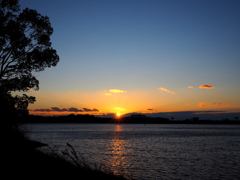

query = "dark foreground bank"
4;126;128;180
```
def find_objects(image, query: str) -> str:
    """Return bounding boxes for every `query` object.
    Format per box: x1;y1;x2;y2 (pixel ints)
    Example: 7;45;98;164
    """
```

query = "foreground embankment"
4;126;127;180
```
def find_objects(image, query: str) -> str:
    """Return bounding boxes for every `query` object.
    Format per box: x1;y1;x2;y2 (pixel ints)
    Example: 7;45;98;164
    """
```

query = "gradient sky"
19;0;240;117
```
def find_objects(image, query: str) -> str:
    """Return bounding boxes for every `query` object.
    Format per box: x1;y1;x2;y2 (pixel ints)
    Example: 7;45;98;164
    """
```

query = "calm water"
26;123;240;180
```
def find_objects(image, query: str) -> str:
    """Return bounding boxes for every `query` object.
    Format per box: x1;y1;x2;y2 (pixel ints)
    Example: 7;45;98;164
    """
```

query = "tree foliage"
0;0;59;91
0;0;59;119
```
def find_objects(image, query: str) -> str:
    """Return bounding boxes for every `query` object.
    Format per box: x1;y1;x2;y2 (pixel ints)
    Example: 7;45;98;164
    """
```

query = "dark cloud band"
33;107;99;112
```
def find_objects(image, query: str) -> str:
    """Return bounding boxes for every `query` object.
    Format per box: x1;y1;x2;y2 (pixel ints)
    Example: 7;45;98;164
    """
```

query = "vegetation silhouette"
0;0;58;154
0;0;59;127
0;1;127;179
0;0;59;156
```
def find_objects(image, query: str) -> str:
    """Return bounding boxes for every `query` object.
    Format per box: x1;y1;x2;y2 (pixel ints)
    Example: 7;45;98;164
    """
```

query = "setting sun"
114;107;126;119
115;113;123;119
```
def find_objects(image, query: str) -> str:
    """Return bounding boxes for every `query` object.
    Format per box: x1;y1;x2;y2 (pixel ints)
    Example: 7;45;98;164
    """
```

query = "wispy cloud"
215;104;232;107
198;102;233;107
104;93;112;96
188;86;194;89
199;84;214;89
198;102;211;107
104;89;126;95
115;107;126;111
158;87;176;94
110;89;126;93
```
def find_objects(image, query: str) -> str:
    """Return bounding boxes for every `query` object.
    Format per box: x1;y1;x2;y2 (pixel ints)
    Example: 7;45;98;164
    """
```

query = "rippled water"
26;124;240;180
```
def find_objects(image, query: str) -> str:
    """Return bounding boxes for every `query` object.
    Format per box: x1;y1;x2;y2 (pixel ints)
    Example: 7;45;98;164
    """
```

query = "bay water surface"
26;123;240;180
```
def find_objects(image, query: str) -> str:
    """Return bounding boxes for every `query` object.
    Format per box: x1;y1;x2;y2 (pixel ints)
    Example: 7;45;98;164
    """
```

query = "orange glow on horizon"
26;88;239;117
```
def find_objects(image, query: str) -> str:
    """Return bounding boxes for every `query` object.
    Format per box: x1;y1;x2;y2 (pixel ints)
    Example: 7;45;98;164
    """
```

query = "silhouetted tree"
0;0;59;126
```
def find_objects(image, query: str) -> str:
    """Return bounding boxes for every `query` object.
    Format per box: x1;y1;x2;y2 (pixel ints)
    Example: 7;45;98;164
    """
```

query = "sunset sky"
19;0;240;118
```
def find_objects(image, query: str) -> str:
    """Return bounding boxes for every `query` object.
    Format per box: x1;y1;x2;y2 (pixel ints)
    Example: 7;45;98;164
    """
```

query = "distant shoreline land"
21;113;240;124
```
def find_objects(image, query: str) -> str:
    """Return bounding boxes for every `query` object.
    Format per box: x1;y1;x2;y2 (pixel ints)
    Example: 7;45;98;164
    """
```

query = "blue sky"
20;0;240;117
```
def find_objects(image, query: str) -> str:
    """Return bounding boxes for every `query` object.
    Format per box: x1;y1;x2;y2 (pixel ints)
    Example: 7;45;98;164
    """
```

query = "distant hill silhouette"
19;114;240;124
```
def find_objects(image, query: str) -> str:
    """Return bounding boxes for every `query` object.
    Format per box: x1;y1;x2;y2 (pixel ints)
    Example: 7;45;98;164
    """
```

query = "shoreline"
18;114;240;124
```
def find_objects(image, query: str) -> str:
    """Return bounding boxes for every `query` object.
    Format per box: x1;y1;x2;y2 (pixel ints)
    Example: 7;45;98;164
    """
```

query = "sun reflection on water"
109;125;130;177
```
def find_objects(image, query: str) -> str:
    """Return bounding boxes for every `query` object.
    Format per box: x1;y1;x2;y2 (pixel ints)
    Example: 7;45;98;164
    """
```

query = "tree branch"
0;50;15;78
0;41;11;57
